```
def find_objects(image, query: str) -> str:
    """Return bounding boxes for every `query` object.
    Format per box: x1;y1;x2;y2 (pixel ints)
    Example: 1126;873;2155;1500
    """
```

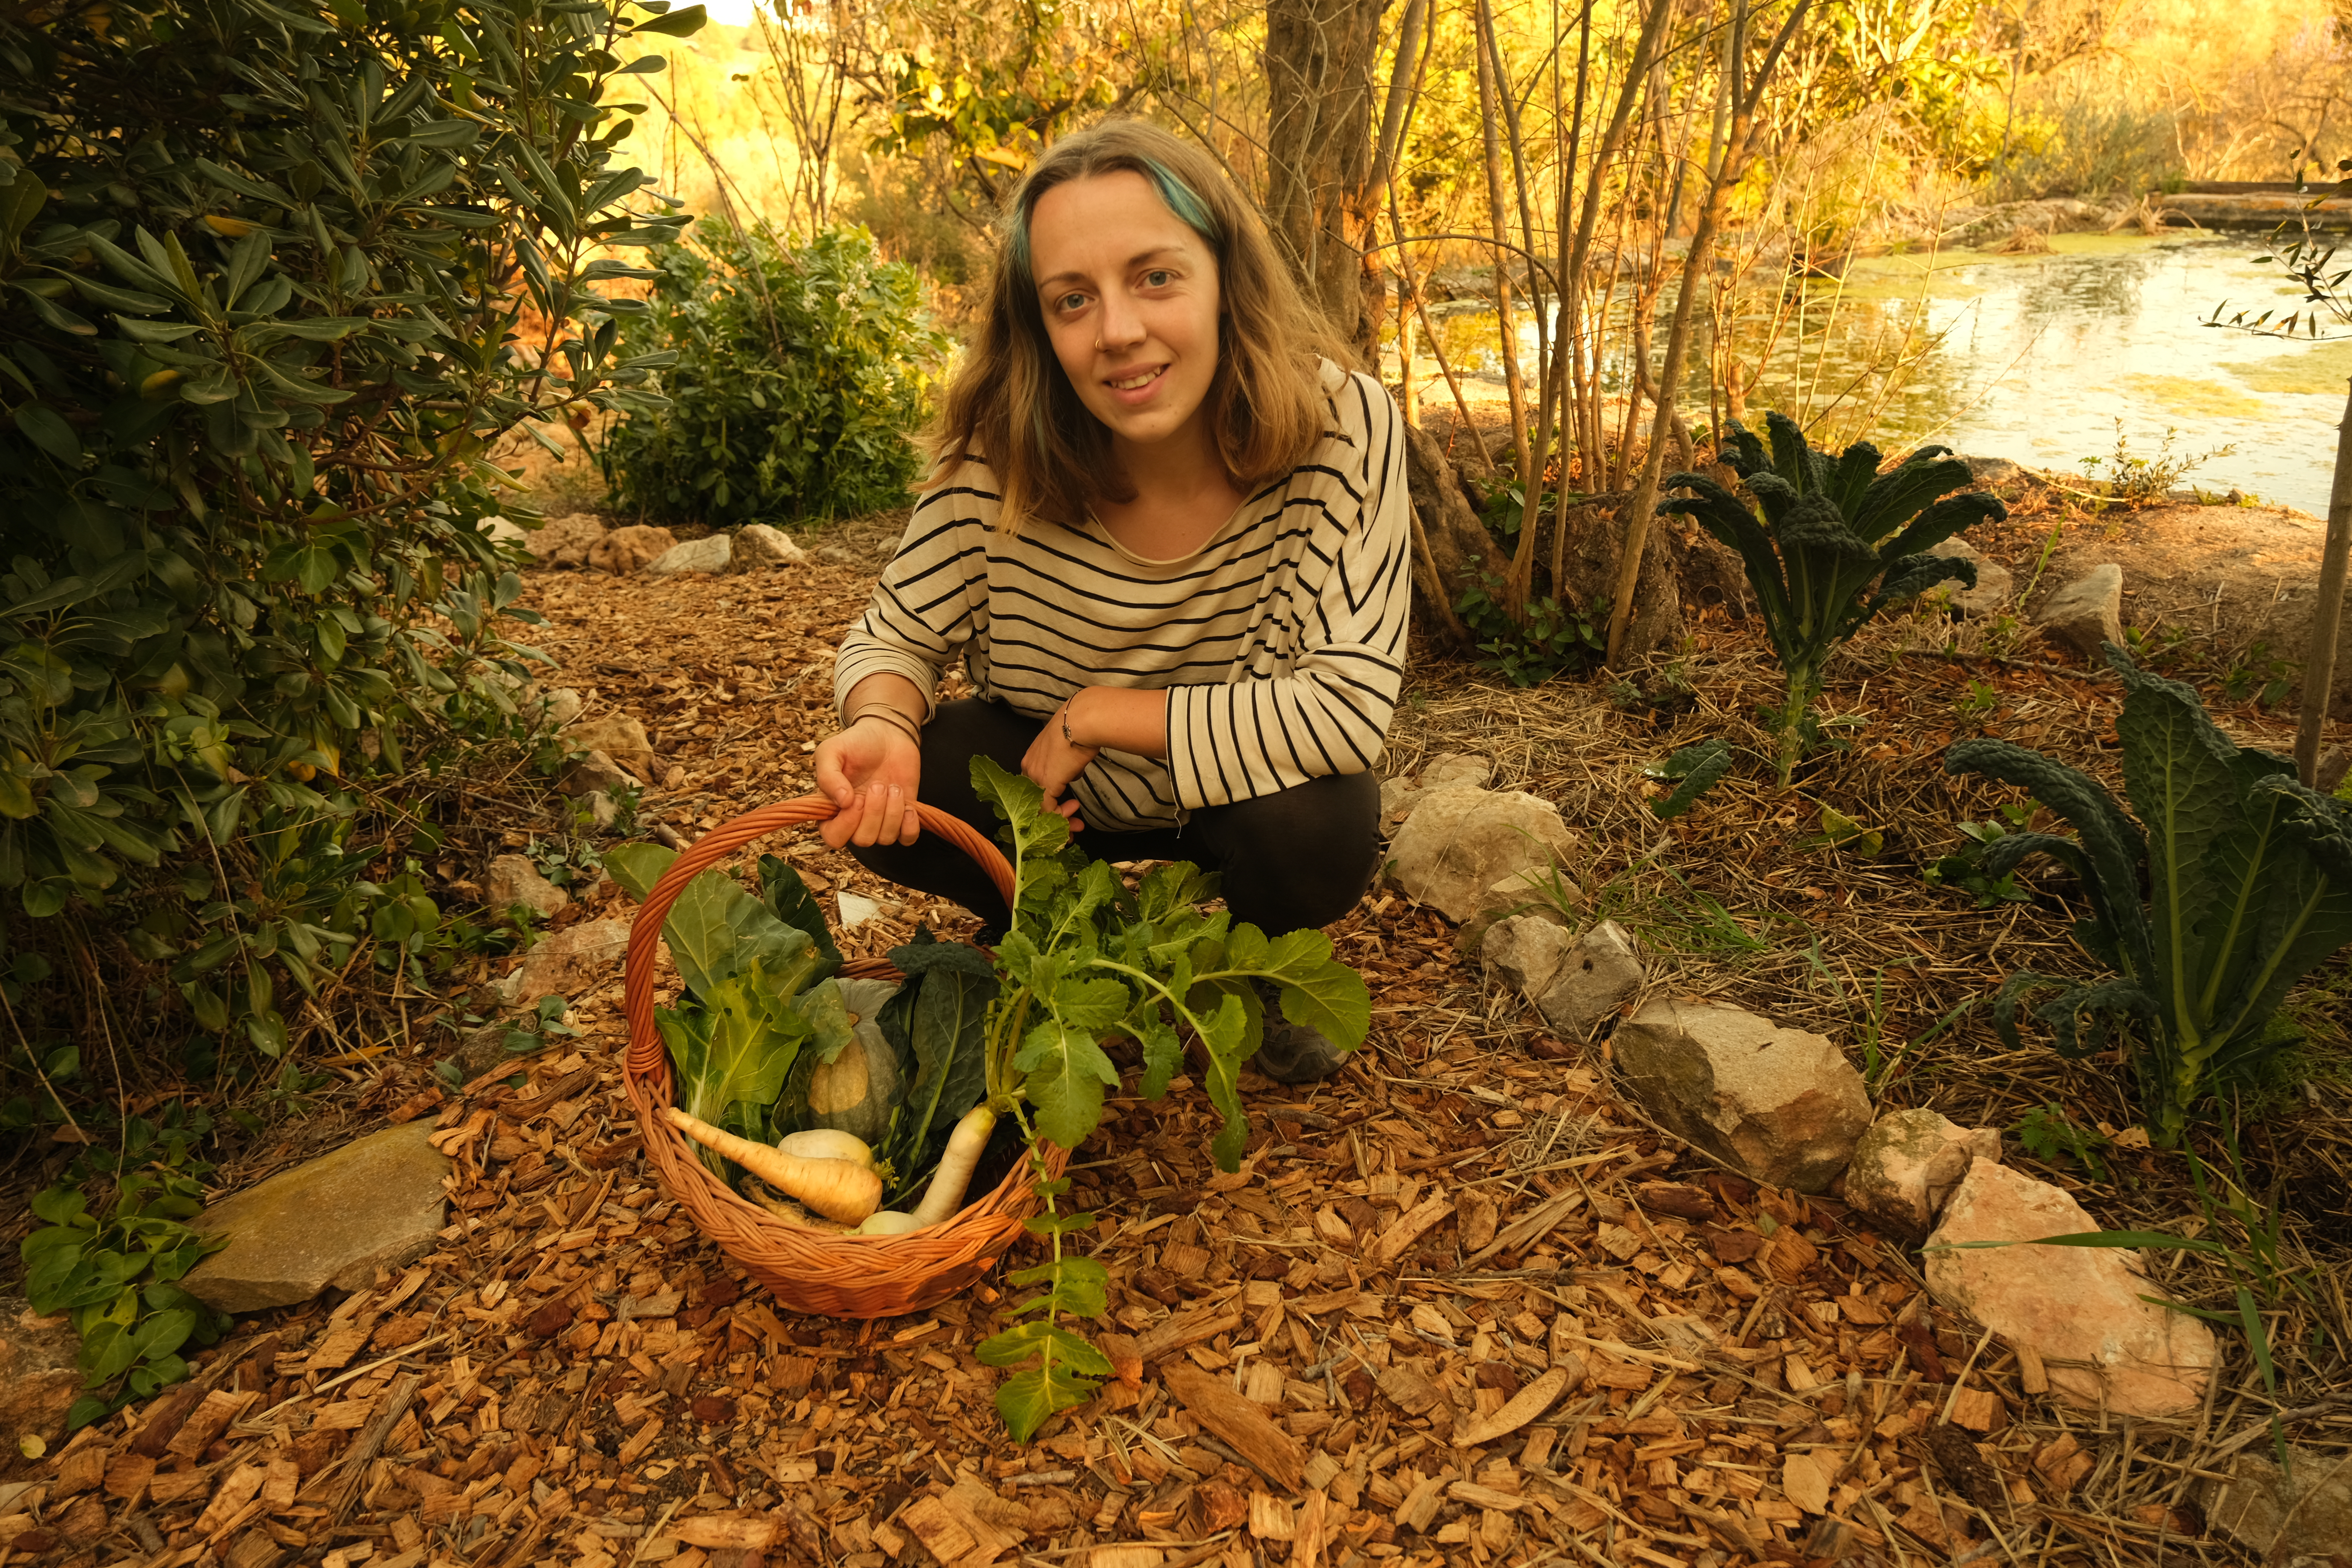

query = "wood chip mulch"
8;514;2345;1568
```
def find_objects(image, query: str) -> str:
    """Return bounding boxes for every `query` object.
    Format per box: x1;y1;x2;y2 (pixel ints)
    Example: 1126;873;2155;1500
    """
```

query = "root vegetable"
743;1179;851;1232
661;1106;881;1223
776;1129;877;1170
910;1105;997;1227
856;1211;923;1236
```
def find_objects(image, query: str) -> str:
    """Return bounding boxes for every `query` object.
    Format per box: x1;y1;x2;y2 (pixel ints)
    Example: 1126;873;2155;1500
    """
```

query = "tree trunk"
1265;0;1384;358
1402;421;1506;649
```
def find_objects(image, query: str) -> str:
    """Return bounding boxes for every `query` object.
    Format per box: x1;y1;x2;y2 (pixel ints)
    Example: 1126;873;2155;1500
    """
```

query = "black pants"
850;698;1381;936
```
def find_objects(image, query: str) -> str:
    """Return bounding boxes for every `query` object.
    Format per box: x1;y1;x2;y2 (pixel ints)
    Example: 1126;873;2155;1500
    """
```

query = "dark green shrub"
0;0;694;1042
598;222;950;525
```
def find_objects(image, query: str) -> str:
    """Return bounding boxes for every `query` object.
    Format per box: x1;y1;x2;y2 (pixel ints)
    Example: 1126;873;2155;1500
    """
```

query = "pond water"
1411;234;2350;516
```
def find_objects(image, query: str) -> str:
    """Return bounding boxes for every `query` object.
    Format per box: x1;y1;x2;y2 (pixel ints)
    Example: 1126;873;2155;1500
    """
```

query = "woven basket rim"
620;796;1045;1314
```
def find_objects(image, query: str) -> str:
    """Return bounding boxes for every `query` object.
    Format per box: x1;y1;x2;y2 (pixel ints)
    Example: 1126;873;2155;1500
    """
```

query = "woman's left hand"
1022;691;1101;828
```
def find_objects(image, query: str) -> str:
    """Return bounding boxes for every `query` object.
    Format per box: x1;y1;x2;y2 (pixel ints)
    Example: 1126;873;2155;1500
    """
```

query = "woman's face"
1027;170;1222;454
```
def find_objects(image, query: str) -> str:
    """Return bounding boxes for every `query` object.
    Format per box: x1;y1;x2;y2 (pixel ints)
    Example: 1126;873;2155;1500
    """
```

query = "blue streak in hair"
1009;156;1223;286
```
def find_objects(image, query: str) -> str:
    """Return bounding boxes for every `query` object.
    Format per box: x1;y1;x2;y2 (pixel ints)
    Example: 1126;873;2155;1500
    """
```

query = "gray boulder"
560;748;638;798
734;524;807;570
1844;1107;2001;1238
1613;997;1871;1193
1380;752;1495;831
487;854;570;919
2203;1445;2352;1564
1536;920;1645;1040
1388;786;1577;924
2035;563;2125;659
1925;537;2015;617
182;1124;451;1312
645;534;732;575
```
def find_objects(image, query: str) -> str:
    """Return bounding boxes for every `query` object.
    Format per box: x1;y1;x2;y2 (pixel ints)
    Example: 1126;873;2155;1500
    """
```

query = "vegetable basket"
622;796;1066;1319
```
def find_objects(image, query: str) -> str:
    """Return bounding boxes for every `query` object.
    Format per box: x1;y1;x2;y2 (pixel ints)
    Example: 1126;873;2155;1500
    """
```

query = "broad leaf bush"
0;0;696;1044
597;222;950;526
1947;646;2352;1145
1660;413;2006;782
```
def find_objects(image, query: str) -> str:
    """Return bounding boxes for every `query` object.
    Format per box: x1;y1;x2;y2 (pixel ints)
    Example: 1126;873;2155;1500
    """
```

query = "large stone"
181;1124;451;1312
1613;997;1872;1193
2034;563;2125;659
560;748;638;798
2202;1444;2352;1563
1925;1159;2217;1417
1925;537;2015;617
561;714;657;781
486;854;570;919
481;515;531;550
1482;914;1575;997
587;524;675;574
733;524;807;570
0;1298;82;1451
1962;456;2026;488
646;534;732;575
531;513;609;568
1388;786;1577;923
493;916;631;1007
1380;753;1494;831
1845;1108;2001;1238
1533;920;1645;1041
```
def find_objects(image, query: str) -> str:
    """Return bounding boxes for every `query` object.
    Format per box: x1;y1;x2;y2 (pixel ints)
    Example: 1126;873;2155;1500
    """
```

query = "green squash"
806;979;902;1144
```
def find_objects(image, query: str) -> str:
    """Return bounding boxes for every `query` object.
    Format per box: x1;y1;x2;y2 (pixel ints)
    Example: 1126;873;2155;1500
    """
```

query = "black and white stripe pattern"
834;362;1413;831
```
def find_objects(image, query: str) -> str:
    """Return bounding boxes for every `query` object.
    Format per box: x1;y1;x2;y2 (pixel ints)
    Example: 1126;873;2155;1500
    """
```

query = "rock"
0;1298;82;1451
561;714;657;781
646;534;732;575
836;890;880;928
486;854;570;919
818;544;857;565
580;790;621;830
1482;915;1576;997
1533;920;1645;1041
1925;537;2015;617
1962;456;2026;487
2202;1444;2352;1563
1387;786;1578;924
539;687;584;728
1613;998;1872;1193
2034;563;2125;660
1924;1159;2217;1416
181;1125;452;1312
493;917;632;1007
481;515;531;549
1381;752;1496;831
531;513;609;568
561;748;638;797
587;524;675;574
1845;1108;2001;1237
733;524;807;570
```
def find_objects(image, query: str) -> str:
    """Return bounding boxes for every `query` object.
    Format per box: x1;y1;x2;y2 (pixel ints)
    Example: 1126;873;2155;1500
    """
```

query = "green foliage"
867;4;1122;202
874;933;997;1208
972;757;1370;1171
1660;413;2006;784
598;223;948;526
0;0;694;1050
1455;572;1601;688
975;1167;1113;1441
23;1136;233;1429
2013;1102;2110;1178
1647;738;1733;819
1946;646;2352;1145
1923;805;2039;907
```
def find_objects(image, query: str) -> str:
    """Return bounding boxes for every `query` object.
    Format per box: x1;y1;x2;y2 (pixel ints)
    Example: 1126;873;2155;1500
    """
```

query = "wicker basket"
622;795;1063;1318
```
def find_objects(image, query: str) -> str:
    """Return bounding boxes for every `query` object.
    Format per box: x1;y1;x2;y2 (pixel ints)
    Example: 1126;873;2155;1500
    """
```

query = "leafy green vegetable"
1647;738;1733;819
760;854;844;970
1946;645;2352;1144
977;1171;1114;1439
876;934;999;1206
1661;413;2006;783
657;949;818;1176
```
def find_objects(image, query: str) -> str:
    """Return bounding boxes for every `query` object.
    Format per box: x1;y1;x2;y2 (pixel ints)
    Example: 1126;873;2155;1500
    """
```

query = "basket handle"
622;795;1015;1080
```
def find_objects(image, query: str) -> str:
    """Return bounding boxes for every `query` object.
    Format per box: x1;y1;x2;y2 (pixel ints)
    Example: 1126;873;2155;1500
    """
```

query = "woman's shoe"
1250;979;1346;1083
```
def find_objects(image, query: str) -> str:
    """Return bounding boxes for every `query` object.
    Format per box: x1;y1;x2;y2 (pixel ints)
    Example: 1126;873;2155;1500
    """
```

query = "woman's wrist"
1060;689;1097;752
847;706;922;746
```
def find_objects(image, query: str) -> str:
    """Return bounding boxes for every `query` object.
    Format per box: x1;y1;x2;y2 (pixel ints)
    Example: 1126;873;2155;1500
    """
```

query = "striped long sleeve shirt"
833;361;1413;831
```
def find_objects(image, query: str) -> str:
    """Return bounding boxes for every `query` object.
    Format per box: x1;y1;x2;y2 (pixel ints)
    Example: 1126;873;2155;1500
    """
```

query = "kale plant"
1660;413;2007;782
1946;646;2352;1145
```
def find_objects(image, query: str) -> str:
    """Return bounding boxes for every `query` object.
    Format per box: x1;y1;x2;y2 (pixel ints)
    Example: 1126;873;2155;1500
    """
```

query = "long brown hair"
929;119;1350;531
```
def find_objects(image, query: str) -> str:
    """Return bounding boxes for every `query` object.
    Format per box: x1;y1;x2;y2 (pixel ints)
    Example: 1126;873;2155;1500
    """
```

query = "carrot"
910;1105;997;1227
662;1106;882;1223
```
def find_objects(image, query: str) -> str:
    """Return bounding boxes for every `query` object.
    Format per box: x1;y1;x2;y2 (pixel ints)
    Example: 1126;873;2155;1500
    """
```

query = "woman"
812;119;1410;1083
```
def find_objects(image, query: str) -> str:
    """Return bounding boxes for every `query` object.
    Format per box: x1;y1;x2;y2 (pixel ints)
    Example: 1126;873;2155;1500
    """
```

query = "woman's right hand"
813;718;924;849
